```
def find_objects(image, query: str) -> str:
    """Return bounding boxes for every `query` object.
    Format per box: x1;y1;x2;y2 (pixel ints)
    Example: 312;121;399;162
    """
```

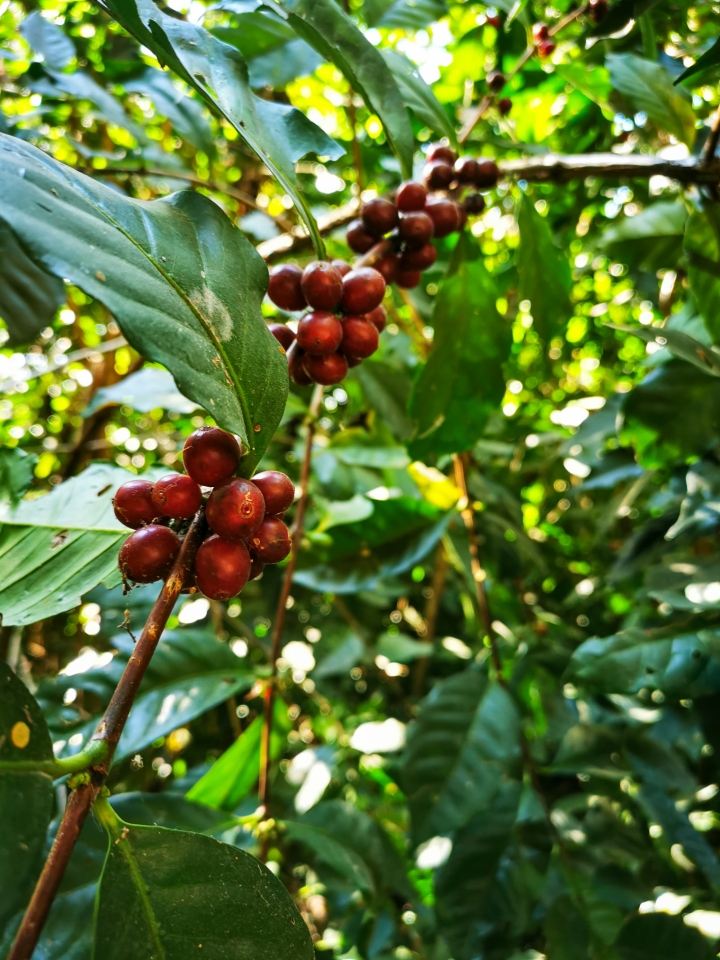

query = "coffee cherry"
475;160;500;189
267;264;306;312
346;219;376;254
248;517;292;564
426;143;456;165
341;315;379;360
331;259;352;277
152;474;202;520
486;13;501;28
454;156;478;183
194;535;251;601
396;181;427;212
424;161;455;191
401;243;437;271
340;267;386;314
252;470;295;516
183;426;240;487
399;211;434;248
538;40;556;57
249;558;265;581
487;70;505;92
303;352;348;385
497;97;513;116
361;198;399;237
532;22;549;41
374;253;399;285
589;0;607;20
113;479;158;529
297;311;343;356
425;197;460;238
206;478;265;541
366;305;387;333
119;524;180;583
396;269;422;289
464;193;486;215
287;341;314;385
301;261;343;311
269;323;295;351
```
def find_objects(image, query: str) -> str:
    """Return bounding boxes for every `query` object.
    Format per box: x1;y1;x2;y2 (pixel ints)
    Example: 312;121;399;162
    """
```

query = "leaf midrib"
116;831;166;959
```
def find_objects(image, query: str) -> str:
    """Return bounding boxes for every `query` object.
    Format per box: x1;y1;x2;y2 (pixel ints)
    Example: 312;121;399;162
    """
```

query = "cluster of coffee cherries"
266;142;498;385
114;426;295;601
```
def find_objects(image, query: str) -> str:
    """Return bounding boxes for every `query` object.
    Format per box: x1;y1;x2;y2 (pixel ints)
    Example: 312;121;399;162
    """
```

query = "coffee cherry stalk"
114;426;295;601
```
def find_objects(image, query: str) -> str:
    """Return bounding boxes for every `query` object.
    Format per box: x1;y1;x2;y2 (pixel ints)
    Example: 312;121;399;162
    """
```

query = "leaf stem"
0;739;109;778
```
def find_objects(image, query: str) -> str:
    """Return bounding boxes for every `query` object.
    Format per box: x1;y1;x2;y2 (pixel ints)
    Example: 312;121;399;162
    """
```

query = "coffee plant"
2;0;720;958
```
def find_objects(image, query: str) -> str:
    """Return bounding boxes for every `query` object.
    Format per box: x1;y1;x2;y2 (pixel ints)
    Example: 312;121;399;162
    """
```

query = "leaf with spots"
0;134;288;473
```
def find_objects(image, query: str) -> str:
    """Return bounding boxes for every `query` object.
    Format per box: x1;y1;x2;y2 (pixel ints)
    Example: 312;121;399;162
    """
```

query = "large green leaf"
608;323;720;378
600;200;687;274
409;231;510;458
92;811;314;959
381;49;456;145
272;0;415;179
364;0;446;29
20;10;75;69
0;447;37;509
517;198;573;342
0;219;65;346
0;661;55;931
615;914;715;960
84;367;200;418
0;135;287;471
607;54;696;146
675;36;720;87
124;68;215;156
401;668;522;845
685;206;720;343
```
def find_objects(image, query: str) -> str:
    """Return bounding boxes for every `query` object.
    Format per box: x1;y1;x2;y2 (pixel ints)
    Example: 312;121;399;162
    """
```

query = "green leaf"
100;0;344;256
0;660;54;930
285;821;376;894
272;0;416;179
555;63;612;109
210;9;296;59
587;0;661;40
606;54;696;146
0;447;37;509
600;200;687;273
84;367;200;418
675;36;720;87
409;232;510;458
401;668;522;844
20;10;76;69
364;0;446;29
685;206;720;342
607;323;720;378
0;136;287;471
380;49;457;145
376;632;433;663
246;37;324;89
0;219;65;346
92;807;314;960
517;198;573;341
313;631;365;679
615;914;715;960
353;360;415;443
124;68;215;156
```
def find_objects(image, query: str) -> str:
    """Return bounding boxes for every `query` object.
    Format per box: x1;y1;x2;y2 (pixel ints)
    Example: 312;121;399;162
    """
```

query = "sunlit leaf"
0;219;65;346
607;54;695;146
517;197;572;341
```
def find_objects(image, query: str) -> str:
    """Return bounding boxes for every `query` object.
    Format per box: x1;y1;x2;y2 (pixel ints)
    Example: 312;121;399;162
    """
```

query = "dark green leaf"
84;367;200;418
0;447;38;509
352;360;415;443
247;38;324;89
313;631;365;679
210;9;295;59
587;0;660;39
616;914;715;960
517;197;572;342
124;68;215;155
675;36;720;87
600;200;687;273
0;136;287;471
607;54;695;146
685;206;720;342
20;11;75;69
380;49;456;145
0;219;65;346
364;0;446;29
607;323;720;377
377;632;433;663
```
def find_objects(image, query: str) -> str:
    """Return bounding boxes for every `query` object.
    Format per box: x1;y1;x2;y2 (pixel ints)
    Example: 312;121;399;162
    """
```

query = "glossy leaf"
364;0;446;29
0;219;65;346
84;367;200;418
0;135;287;471
675;36;720;87
607;54;695;146
517;197;573;341
685;207;720;342
600;200;687;273
247;38;323;88
0;447;37;509
616;913;715;960
381;49;456;145
124;68;215;156
20;10;75;69
608;323;720;378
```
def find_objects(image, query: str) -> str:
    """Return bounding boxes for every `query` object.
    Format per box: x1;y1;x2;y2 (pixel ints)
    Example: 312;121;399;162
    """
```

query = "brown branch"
256;199;360;262
8;511;206;960
702;106;720;168
498;152;720;185
258;383;324;821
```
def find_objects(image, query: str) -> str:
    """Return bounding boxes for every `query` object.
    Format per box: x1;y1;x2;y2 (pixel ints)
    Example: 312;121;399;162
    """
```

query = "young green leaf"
607;54;696;146
616;914;716;960
517;197;573;342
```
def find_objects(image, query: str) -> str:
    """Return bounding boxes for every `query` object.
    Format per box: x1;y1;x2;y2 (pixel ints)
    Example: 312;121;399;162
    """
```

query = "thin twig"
7;511;206;960
702;106;720;167
498;152;720;185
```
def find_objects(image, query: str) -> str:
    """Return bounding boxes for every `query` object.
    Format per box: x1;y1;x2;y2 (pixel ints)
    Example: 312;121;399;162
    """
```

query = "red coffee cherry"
297;311;343;356
341;316;379;360
152;474;202;520
454;156;478;183
268;323;295;351
361;198;399;237
399;211;434;248
532;22;549;41
331;259;352;277
248;517;292;564
301;261;343;311
303;352;348;385
366;305;387;333
119;525;180;584
401;243;437;271
589;0;607;20
426;143;456;165
486;13;501;27
396;181;427;212
487;70;505;93
498;97;513;116
346;219;376;254
340;267;386;315
267;264;306;312
425;197;461;238
538;40;556;57
374;253;399;285
252;470;295;516
113;479;158;529
464;193;486;215
194;535;251;601
249;558;265;581
424;161;454;191
206;478;265;541
287;341;314;385
475;159;500;189
396;269;422;289
183;426;240;487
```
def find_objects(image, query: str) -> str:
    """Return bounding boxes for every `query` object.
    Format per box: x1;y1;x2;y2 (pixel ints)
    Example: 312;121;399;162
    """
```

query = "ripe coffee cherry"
455;156;478;183
424;161;454;191
341;316;379;360
475;159;500;189
269;323;295;351
340;267;386;314
248;517;292;564
538;40;556;57
249;558;265;581
152;474;202;520
426;143;456;165
361;198;399;237
366;305;387;333
532;22;549;41
287;341;314;385
589;0;607;20
303;352;348;385
194;535;251;601
206;478;265;541
498;97;513;116
374;253;399;285
399;211;434;248
486;13;501;27
346;219;376;254
396;269;422;289
401;243;437;271
332;259;352;277
119;525;180;584
184;426;240;487
396;181;427;212
113;479;157;529
487;71;505;93
297;311;343;356
425;197;460;238
252;470;295;516
464;193;486;215
268;264;306;312
301;262;343;311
